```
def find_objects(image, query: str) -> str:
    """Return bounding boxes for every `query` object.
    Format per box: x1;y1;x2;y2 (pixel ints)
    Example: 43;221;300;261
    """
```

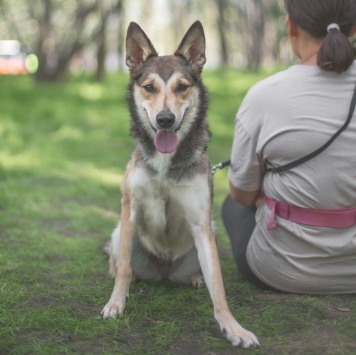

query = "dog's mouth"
147;109;187;154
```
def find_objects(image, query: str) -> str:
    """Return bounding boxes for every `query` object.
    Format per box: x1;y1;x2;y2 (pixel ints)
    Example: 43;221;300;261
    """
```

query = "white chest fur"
129;166;211;260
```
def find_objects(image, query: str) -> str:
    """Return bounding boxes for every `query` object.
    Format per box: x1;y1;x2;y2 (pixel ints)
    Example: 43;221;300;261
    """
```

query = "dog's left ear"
175;21;206;75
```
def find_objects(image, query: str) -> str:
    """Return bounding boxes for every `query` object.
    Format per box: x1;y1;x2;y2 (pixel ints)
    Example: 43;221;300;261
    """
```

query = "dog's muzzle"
153;111;179;154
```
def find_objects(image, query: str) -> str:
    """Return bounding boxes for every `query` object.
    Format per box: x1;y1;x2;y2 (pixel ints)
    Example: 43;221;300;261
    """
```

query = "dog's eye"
177;83;188;92
143;84;155;93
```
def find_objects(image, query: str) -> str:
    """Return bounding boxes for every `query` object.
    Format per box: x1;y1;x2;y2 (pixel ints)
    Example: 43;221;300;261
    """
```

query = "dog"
101;21;259;349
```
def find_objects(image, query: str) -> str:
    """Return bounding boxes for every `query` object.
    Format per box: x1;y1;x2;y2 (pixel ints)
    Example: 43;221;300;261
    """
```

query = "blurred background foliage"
0;0;293;82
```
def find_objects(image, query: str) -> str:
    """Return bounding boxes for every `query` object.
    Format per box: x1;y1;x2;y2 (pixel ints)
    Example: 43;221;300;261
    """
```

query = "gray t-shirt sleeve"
228;117;263;191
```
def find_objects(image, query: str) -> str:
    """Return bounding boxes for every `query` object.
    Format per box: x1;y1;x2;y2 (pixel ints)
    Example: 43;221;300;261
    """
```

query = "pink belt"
265;198;356;230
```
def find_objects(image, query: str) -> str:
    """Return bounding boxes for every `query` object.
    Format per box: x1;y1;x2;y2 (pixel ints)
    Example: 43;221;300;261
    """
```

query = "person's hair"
284;0;356;73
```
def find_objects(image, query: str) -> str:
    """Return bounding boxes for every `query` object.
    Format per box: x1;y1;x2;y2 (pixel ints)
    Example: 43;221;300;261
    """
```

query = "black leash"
212;81;356;175
267;82;356;174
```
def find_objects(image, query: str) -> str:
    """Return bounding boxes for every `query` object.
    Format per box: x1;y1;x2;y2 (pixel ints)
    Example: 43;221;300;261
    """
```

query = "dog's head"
126;21;207;154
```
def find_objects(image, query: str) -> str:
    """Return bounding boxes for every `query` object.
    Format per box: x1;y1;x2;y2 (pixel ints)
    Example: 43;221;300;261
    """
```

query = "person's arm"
228;86;266;208
229;181;264;208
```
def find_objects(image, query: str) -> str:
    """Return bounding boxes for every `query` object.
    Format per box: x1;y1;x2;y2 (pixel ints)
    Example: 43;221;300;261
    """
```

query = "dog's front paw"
101;301;125;318
222;322;259;349
216;312;259;348
225;326;259;348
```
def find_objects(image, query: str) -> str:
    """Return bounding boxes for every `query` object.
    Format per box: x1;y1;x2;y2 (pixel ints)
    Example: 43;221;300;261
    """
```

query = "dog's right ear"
126;22;158;76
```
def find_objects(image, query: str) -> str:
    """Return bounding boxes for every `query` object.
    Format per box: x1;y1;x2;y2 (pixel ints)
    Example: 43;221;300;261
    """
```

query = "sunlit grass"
1;71;355;354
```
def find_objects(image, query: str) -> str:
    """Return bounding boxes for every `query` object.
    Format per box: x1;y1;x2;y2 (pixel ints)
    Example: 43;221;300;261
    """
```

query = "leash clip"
211;159;231;175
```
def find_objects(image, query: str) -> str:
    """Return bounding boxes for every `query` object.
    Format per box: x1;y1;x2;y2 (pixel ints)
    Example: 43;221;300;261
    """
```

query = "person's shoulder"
248;67;300;96
341;60;356;74
241;68;292;106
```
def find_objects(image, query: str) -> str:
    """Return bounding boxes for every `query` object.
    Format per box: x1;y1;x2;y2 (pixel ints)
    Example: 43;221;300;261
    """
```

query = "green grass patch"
1;70;355;354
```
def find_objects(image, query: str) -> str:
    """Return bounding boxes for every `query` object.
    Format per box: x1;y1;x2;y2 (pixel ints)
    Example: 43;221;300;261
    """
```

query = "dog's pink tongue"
154;129;179;154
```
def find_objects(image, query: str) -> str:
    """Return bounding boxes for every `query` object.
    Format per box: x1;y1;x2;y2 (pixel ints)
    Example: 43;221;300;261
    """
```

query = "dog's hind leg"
190;271;204;288
130;238;165;281
102;223;121;277
168;247;202;286
108;222;164;282
101;235;116;278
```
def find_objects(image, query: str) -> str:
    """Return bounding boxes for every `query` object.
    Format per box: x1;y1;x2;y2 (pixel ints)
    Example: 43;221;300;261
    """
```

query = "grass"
0;70;355;355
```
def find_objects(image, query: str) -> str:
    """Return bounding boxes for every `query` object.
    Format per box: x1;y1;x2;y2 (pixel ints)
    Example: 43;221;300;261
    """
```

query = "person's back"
238;64;356;209
223;0;356;294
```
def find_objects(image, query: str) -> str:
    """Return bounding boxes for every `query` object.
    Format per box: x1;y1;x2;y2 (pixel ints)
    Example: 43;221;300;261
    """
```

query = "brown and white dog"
101;21;259;348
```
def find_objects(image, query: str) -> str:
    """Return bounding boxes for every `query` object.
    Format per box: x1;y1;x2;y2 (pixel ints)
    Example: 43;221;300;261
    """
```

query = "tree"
95;0;107;81
0;0;122;82
214;0;229;67
116;0;125;70
219;0;286;71
231;0;266;71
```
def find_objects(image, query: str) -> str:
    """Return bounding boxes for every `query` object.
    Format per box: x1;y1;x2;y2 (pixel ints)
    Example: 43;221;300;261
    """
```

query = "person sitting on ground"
222;0;356;294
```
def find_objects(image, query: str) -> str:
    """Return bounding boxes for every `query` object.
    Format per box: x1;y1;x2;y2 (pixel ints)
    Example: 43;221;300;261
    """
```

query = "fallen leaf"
337;307;351;312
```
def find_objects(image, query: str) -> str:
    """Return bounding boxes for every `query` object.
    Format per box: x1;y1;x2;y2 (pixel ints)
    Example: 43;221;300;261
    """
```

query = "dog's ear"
126;22;158;75
175;21;206;75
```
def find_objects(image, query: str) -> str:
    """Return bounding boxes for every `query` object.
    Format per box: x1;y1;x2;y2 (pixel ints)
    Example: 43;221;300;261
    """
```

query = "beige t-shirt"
228;62;356;294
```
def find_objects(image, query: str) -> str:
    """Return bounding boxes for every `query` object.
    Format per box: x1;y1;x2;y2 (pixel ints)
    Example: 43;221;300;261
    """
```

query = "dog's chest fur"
128;161;210;261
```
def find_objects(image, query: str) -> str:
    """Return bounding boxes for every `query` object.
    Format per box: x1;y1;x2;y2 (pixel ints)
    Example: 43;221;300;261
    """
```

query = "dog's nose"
156;111;175;129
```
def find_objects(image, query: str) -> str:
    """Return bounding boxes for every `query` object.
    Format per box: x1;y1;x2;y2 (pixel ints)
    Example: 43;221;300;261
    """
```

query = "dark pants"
221;195;274;291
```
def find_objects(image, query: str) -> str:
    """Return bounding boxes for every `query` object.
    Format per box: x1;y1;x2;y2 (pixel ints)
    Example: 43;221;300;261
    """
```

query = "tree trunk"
116;0;125;70
215;0;229;67
246;0;265;71
95;0;107;81
235;0;265;72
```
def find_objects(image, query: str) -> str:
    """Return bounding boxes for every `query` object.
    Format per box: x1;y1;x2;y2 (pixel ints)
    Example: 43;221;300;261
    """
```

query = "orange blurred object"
0;56;28;75
0;40;29;75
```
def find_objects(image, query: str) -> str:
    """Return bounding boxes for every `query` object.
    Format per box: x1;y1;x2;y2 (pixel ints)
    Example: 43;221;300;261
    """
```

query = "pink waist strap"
265;198;356;230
